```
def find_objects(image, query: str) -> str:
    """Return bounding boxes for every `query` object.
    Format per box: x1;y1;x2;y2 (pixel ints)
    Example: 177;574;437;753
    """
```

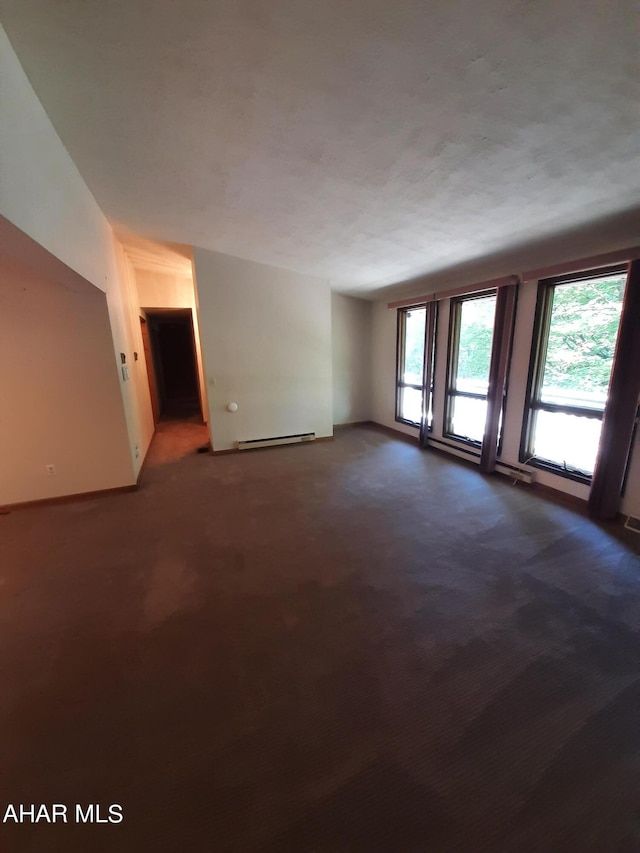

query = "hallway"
143;417;210;468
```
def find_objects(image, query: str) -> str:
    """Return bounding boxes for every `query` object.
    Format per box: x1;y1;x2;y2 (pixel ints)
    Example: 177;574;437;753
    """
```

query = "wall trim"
388;275;517;309
0;484;137;515
367;422;420;444
333;421;374;429
386;246;640;310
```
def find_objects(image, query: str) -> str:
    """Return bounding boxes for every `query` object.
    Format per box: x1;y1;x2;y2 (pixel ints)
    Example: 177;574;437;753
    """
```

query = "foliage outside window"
445;293;497;444
396;307;426;425
522;268;625;479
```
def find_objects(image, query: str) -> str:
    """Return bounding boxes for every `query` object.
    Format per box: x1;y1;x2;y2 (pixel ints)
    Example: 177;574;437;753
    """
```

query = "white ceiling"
1;0;638;295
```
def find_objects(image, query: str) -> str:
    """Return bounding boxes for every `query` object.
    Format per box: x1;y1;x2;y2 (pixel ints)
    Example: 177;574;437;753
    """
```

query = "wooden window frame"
519;264;627;484
444;289;497;448
395;304;437;430
420;301;438;443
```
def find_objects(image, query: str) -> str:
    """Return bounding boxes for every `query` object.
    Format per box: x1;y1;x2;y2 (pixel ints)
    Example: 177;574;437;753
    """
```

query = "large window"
521;267;626;480
396;307;426;425
445;292;497;444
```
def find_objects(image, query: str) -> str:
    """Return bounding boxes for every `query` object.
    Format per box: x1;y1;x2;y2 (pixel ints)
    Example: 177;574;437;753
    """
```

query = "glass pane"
540;275;625;410
449;395;487;443
530;410;603;475
454;295;496;395
402;308;426;385
400;386;423;424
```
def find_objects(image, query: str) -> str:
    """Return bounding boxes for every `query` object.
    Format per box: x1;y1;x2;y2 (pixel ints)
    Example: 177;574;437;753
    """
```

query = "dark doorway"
143;309;202;421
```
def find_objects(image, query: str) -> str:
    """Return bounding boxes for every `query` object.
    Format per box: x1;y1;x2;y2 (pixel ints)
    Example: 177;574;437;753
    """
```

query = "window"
396;307;426;425
445;292;497;444
521;267;626;480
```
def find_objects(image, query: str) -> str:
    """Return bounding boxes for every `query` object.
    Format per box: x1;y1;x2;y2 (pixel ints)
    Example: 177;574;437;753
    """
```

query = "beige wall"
331;293;372;425
134;267;208;423
0;252;134;506
0;24;151;480
193;249;333;451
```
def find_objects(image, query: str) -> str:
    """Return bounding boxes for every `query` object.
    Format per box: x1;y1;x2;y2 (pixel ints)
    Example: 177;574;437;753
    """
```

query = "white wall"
193;250;333;451
0;24;113;293
134;267;208;423
331;293;372;425
0;252;134;506
0;24;150;481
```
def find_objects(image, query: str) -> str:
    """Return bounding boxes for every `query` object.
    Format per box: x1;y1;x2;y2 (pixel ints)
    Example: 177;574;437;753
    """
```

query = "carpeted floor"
1;423;639;852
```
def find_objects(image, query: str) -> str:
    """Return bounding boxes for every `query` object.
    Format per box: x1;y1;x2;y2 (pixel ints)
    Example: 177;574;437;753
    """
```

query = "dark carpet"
1;424;639;852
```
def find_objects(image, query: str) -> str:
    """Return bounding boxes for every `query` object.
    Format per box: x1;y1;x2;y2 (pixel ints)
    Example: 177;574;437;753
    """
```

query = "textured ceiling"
1;0;638;295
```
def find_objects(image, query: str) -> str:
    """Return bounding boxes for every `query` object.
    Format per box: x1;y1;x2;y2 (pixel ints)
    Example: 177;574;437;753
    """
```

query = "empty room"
1;1;639;851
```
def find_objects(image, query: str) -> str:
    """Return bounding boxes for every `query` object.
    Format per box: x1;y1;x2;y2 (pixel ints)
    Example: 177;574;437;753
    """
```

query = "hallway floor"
144;416;209;467
1;426;639;852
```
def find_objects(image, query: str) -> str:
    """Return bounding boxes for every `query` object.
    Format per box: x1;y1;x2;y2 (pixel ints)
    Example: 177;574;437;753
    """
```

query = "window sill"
523;456;592;486
443;432;483;451
430;435;481;458
395;416;420;429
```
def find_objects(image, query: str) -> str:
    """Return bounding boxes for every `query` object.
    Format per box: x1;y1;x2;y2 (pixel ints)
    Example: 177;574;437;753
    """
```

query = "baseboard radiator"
625;515;640;534
236;432;315;451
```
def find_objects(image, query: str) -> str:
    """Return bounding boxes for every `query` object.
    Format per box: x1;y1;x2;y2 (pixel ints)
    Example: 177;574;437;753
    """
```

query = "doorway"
141;309;202;422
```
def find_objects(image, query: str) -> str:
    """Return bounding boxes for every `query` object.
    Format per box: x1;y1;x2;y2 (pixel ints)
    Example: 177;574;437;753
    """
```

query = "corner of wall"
107;236;155;477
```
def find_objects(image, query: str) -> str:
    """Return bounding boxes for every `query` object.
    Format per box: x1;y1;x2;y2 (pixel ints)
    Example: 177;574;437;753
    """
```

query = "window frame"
395;304;437;430
444;289;497;448
395;306;424;427
423;302;438;437
519;264;627;484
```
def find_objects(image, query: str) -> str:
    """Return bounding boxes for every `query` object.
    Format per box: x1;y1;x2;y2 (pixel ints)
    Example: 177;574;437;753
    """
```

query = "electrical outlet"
134;444;139;459
46;464;56;476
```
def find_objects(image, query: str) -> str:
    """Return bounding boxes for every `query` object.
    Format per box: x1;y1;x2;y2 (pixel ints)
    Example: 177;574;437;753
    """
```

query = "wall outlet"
46;464;56;476
134;444;140;459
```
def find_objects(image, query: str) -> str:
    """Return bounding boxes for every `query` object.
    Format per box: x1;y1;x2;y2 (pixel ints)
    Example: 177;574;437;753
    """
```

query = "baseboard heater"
624;515;640;534
236;432;315;451
496;462;535;484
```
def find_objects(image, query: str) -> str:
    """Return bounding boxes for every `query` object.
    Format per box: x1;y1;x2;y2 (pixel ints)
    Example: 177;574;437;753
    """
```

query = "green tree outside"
456;296;496;385
542;277;624;395
403;309;426;383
